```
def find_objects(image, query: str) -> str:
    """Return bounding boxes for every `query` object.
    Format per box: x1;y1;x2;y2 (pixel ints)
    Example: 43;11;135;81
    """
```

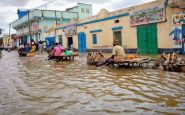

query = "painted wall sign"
169;26;182;48
172;13;185;25
168;0;185;8
130;6;165;26
64;24;77;37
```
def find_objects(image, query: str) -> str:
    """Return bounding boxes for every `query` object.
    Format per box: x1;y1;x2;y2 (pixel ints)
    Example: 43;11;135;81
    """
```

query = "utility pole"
55;10;57;38
28;11;32;43
8;22;11;46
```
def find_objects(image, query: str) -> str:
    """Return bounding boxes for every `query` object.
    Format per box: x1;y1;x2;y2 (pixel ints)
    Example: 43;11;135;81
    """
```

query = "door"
58;35;63;46
68;37;73;48
137;23;158;54
113;31;122;46
78;32;87;52
22;36;28;45
181;24;185;54
45;37;56;49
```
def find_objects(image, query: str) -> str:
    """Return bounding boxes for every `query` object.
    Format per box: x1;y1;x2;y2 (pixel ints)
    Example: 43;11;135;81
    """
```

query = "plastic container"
65;50;73;56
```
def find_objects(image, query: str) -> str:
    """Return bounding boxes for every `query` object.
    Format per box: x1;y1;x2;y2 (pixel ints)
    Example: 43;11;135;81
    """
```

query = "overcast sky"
0;0;155;34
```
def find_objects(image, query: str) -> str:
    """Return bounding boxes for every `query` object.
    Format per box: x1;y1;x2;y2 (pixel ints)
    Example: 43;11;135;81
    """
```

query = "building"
2;34;9;47
56;0;185;54
12;3;92;49
0;37;3;47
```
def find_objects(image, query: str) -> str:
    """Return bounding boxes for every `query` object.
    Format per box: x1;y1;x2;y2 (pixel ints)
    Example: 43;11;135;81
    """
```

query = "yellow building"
56;0;185;54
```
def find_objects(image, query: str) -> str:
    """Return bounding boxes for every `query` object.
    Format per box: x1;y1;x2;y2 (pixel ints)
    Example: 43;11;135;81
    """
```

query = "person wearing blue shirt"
24;44;31;54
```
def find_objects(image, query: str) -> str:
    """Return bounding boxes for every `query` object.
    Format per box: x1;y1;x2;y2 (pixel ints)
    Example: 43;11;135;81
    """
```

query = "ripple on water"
0;51;185;115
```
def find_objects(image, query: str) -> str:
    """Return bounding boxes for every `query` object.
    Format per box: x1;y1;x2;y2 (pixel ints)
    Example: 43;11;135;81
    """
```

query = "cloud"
0;0;157;34
0;7;18;33
0;0;29;7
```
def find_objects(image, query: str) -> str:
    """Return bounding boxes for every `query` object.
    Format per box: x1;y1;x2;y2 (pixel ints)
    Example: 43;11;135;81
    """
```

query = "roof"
66;6;78;11
17;9;30;14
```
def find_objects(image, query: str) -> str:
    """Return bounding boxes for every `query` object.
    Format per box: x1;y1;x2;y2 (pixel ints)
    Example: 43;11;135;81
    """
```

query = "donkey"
152;53;185;72
87;52;105;65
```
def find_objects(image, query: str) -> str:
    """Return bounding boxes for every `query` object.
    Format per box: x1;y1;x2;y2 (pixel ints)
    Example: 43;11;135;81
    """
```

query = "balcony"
12;15;29;29
12;9;78;29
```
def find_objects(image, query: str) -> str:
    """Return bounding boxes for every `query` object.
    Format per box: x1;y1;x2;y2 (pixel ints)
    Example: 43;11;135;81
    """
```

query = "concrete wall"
77;3;93;19
56;0;185;53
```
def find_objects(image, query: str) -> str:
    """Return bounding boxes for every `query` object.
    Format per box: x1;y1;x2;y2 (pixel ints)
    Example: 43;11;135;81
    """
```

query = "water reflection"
0;51;185;115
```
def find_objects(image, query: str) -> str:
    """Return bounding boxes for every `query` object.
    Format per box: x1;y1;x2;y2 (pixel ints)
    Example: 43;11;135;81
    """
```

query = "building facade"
56;0;185;54
12;3;92;48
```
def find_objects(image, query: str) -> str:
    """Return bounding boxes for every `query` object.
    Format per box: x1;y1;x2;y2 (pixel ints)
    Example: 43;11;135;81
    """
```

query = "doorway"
113;31;122;46
59;35;63;46
45;37;56;49
68;37;73;48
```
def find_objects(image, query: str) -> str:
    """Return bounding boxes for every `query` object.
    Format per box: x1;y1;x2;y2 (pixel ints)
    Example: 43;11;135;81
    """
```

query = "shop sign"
168;0;185;8
64;24;77;37
130;6;165;26
31;22;39;32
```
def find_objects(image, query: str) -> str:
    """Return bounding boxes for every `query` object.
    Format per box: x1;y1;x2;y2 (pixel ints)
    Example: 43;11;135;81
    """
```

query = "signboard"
172;13;185;25
168;0;185;8
130;6;165;26
64;24;77;37
31;22;39;32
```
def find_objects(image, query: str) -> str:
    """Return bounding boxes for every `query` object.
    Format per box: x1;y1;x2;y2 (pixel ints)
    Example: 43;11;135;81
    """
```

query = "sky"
0;0;155;34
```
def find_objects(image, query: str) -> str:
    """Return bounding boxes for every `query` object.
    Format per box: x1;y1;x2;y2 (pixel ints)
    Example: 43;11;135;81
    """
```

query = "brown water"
0;51;185;115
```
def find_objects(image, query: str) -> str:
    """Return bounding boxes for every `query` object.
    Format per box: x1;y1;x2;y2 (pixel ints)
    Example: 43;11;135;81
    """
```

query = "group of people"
18;40;43;57
47;43;73;61
47;43;64;60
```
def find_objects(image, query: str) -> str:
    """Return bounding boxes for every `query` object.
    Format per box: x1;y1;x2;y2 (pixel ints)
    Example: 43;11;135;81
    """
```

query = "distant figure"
54;43;64;57
19;44;24;49
48;43;62;60
0;45;3;57
70;44;74;52
7;45;11;52
24;44;31;54
29;42;36;53
18;44;26;57
38;41;44;52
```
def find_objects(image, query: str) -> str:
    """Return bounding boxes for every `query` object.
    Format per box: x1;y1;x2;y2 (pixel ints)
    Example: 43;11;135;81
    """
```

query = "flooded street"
0;51;185;115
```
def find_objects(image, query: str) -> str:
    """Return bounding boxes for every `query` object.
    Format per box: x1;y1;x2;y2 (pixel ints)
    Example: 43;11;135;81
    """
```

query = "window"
81;8;84;13
86;9;89;13
114;19;119;23
92;34;97;44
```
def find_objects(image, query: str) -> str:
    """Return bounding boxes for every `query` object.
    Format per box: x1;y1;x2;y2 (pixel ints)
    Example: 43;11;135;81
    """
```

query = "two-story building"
12;3;92;49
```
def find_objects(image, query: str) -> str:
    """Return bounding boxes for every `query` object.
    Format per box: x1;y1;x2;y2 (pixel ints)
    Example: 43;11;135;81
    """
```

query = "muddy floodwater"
0;51;185;115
